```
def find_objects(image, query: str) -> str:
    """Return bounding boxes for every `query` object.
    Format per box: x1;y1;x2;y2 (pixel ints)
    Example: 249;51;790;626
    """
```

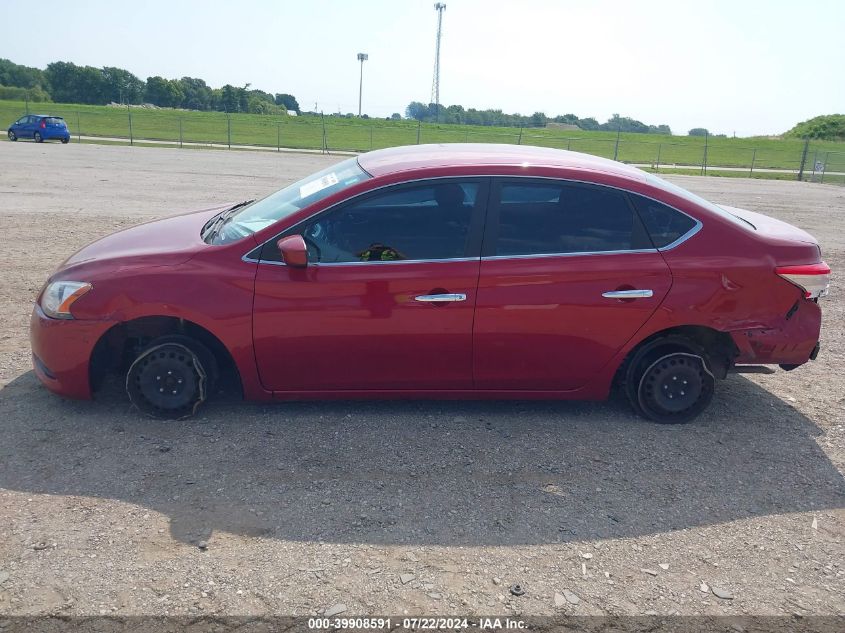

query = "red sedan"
30;144;830;423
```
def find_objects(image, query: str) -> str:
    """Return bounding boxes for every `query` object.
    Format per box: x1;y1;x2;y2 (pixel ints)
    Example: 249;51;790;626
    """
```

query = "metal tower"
431;3;446;118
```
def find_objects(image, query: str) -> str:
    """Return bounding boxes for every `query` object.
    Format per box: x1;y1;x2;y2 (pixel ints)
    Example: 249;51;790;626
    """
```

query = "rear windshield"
645;173;754;230
45;117;65;125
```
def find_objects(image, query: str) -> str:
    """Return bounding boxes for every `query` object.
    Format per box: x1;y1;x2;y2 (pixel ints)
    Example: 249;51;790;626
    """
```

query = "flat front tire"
126;335;218;419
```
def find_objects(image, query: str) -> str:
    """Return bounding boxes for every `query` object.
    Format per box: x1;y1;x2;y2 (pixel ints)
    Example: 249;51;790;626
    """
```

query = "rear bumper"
30;304;116;399
43;130;70;140
731;299;822;367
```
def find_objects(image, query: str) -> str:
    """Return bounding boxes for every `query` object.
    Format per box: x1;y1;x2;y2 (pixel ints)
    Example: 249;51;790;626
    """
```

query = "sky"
1;0;843;137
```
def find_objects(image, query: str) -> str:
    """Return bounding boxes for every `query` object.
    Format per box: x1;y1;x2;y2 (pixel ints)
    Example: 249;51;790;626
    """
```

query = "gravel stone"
324;603;347;617
712;587;734;600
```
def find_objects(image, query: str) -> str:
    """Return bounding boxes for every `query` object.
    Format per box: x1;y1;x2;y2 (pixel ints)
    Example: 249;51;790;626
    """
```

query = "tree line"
0;58;300;115
405;101;672;134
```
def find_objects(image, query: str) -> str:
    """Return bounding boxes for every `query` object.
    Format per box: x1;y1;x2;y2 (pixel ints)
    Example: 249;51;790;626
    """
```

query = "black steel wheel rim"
638;353;713;421
127;344;204;418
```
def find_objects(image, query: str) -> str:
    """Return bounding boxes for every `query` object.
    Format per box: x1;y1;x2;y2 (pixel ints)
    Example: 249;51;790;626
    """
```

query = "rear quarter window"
45;117;65;125
630;194;697;248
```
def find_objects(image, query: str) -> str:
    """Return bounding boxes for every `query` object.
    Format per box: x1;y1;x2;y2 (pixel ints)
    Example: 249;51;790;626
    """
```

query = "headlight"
40;281;92;319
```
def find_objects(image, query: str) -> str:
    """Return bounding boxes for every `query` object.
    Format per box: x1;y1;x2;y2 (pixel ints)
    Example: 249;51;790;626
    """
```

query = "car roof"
32;114;63;118
357;143;647;182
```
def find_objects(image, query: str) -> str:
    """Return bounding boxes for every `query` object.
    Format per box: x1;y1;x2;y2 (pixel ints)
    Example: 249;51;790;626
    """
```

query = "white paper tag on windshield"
300;173;339;198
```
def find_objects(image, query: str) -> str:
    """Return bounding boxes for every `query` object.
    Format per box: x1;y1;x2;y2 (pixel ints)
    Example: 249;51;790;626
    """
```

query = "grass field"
2;99;844;176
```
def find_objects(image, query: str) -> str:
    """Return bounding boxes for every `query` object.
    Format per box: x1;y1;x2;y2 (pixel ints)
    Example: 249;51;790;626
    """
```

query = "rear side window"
630;194;697;248
494;181;643;256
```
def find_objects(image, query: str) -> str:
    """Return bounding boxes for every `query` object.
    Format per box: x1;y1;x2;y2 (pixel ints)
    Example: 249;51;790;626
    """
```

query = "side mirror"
277;235;308;268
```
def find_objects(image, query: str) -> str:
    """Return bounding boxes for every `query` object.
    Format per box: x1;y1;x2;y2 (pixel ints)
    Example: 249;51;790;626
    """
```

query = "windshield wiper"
202;200;255;242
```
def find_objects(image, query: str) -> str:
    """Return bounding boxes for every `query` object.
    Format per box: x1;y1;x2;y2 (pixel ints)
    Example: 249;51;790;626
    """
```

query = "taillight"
40;120;46;128
776;262;831;299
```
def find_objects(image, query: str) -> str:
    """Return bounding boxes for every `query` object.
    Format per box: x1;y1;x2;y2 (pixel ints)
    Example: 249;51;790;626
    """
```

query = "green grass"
3;99;845;175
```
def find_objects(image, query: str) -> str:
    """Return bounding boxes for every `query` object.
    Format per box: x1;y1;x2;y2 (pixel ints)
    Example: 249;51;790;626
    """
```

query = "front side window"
291;180;480;263
494;181;642;256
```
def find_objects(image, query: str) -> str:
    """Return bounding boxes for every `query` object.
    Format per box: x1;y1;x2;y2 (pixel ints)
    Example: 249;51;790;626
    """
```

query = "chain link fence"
5;102;844;184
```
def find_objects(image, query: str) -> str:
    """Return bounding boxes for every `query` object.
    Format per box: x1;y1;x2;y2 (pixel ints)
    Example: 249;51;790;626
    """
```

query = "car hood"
58;204;230;274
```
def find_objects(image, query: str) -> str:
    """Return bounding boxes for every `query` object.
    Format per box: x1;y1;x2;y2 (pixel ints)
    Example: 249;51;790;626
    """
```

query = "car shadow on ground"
0;370;842;547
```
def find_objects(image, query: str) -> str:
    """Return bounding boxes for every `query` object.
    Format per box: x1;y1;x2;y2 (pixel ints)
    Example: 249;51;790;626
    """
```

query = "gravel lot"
0;142;843;620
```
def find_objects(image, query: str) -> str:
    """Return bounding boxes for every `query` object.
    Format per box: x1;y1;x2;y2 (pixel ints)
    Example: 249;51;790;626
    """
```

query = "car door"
252;178;489;392
473;178;672;391
16;116;32;138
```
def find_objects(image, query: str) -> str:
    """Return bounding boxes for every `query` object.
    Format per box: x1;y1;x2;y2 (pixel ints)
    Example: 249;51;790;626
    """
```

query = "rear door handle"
415;293;467;302
602;289;654;299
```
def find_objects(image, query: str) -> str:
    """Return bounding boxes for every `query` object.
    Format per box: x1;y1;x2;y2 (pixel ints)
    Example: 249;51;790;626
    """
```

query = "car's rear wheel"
34;132;43;143
623;335;715;424
8;131;16;141
126;335;218;419
61;137;69;144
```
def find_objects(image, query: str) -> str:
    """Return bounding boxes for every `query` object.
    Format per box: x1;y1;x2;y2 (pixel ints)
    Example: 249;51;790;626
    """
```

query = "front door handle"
415;293;467;303
602;289;654;299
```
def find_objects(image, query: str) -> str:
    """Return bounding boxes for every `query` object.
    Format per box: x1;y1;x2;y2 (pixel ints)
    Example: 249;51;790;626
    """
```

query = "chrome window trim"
656;218;703;251
482;248;659;262
242;174;705;266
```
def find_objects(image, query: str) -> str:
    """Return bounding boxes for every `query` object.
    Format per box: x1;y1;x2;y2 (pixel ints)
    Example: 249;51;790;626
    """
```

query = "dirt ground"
0;142;843;620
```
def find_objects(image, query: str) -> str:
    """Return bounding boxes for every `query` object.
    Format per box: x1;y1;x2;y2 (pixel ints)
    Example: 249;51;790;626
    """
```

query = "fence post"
567;139;571;151
701;131;708;175
226;113;231;149
25;93;30;115
655;144;661;172
613;126;621;161
518;126;523;145
277;122;281;152
179;118;183;148
416;119;421;144
321;111;327;153
820;152;828;184
749;148;756;176
797;137;810;181
370;126;373;150
127;104;133;146
76;112;81;143
810;149;818;180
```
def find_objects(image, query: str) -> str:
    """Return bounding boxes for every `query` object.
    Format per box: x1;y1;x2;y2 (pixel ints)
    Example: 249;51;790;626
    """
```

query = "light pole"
357;53;368;117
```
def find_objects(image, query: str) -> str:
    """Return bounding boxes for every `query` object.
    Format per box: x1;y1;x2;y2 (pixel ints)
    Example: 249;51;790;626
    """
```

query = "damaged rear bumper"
730;298;822;367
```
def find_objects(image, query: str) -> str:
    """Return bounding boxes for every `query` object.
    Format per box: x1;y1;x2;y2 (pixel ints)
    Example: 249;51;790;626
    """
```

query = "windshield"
645;173;754;230
207;158;371;244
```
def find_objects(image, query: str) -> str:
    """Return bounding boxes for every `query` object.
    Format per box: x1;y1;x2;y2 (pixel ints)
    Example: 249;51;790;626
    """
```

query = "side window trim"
253;177;491;266
483;177;657;259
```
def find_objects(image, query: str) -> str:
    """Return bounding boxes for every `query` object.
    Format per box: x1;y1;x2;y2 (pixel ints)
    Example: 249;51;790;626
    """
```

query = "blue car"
7;114;71;143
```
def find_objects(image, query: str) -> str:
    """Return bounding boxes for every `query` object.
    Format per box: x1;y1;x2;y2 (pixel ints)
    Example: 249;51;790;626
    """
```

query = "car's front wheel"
126;335;218;419
623;335;715;424
8;130;17;141
61;137;69;144
34;132;43;143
